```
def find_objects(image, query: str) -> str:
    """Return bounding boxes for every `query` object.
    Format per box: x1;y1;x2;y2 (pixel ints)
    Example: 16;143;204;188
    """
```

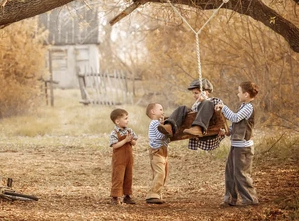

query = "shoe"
111;197;120;205
146;198;165;204
123;195;136;204
241;201;259;207
183;126;203;137
157;124;173;137
220;201;236;207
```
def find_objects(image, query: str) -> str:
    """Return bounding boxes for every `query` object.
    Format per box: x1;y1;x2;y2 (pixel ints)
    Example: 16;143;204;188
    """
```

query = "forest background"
0;0;298;220
0;0;298;131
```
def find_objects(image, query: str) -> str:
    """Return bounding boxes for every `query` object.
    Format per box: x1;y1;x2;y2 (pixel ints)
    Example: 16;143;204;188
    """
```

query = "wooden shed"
39;2;100;89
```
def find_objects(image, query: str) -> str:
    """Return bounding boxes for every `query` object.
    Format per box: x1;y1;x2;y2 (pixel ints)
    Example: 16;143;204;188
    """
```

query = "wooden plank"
97;70;104;104
106;72;113;105
48;51;54;107
121;71;126;104
91;67;100;104
113;70;119;105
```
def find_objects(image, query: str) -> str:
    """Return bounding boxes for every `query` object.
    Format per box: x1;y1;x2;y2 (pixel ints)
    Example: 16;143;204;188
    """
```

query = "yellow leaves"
269;16;276;25
0;17;48;117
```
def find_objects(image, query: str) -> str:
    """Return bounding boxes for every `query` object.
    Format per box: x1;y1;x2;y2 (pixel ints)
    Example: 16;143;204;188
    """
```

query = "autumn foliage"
0;18;48;118
142;5;299;130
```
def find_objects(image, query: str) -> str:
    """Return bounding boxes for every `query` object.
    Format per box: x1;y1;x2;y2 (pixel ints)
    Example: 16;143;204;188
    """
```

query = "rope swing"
167;0;229;95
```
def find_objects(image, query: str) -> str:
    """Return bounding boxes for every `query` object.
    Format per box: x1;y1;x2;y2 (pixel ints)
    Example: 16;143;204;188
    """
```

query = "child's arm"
222;103;253;123
150;120;168;140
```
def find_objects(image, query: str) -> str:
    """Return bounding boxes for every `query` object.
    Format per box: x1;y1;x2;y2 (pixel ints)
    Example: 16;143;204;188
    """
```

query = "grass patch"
1;88;299;164
209;139;231;161
1;115;56;137
0;89;155;138
254;132;299;165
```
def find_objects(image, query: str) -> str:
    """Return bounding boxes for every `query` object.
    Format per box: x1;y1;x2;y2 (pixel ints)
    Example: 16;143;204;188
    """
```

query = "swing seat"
169;110;229;141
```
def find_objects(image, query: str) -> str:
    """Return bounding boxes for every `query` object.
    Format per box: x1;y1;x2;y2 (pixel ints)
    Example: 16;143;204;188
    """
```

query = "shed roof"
39;2;100;45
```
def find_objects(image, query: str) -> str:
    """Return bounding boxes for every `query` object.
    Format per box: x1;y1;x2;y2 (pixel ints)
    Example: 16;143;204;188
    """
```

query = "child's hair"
110;108;128;123
240;81;259;98
146;103;157;118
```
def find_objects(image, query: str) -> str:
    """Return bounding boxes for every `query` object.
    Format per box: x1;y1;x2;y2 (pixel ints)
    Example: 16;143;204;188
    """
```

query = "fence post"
48;50;54;107
77;67;89;105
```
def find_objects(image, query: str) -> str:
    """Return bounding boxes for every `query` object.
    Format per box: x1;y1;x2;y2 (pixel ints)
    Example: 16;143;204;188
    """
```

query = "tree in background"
141;3;298;130
94;1;299;130
0;0;298;130
203;7;299;130
0;18;48;118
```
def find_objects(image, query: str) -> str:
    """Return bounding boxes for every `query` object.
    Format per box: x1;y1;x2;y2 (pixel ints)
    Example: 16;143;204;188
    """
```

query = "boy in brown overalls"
109;108;138;204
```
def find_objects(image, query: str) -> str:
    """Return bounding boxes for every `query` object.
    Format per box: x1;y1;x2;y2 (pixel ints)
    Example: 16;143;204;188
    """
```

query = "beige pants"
146;146;168;199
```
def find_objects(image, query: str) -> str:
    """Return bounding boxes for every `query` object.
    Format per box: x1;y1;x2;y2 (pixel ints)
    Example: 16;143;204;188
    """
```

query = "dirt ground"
0;135;298;221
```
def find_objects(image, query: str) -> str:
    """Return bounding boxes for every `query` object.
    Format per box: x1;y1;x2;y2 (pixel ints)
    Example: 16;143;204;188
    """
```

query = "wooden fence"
77;68;134;105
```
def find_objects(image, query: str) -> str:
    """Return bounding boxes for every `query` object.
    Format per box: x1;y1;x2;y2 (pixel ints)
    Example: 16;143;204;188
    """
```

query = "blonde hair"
146;103;157;118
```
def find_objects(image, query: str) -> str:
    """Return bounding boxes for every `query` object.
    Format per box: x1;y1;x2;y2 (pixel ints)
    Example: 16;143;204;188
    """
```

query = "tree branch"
261;132;286;154
0;0;298;53
135;0;299;53
0;0;73;28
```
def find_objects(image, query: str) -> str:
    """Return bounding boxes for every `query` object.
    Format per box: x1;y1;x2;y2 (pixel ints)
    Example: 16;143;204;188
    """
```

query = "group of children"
108;79;259;207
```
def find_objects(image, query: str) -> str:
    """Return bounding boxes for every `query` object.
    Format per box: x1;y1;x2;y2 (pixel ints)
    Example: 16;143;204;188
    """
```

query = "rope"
167;0;229;94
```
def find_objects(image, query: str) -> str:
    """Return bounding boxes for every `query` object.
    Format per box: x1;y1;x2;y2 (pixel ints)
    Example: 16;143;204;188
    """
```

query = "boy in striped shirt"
215;81;259;207
145;103;170;204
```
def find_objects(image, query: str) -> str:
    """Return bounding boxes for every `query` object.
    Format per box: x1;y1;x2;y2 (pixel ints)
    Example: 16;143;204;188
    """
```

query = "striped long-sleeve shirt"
148;120;170;149
221;102;254;148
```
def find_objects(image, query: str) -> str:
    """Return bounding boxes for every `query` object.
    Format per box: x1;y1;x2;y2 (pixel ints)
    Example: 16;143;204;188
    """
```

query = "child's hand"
215;104;223;111
218;128;226;136
125;132;133;143
159;117;164;124
218;128;230;136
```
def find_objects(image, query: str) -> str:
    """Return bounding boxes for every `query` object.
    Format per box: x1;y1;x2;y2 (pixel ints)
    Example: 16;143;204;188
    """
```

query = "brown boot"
157;124;173;137
183;126;203;137
123;195;136;204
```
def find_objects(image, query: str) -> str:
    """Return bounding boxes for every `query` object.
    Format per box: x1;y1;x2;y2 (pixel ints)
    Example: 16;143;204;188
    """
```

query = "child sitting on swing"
158;78;225;151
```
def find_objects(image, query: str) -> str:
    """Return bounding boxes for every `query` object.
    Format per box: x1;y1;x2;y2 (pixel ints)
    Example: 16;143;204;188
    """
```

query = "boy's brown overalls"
110;131;133;197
